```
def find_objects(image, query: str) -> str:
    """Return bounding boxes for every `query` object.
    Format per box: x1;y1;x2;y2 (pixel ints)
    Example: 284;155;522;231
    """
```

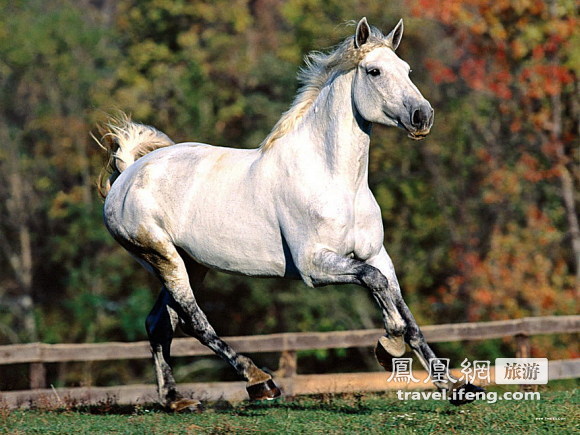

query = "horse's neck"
299;71;372;189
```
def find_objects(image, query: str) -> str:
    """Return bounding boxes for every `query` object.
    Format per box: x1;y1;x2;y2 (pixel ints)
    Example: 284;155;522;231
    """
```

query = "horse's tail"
95;112;174;198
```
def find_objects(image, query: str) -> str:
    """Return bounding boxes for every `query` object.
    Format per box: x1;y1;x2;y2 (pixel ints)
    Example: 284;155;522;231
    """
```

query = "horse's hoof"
375;335;406;368
168;398;203;413
246;378;281;401
449;382;485;406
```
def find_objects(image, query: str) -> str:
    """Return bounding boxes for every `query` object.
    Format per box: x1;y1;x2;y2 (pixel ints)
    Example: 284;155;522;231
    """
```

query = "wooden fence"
1;315;578;408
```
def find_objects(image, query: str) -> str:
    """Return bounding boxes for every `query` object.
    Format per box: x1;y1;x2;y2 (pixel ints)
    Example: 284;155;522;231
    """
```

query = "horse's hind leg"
174;310;280;401
140;240;281;403
171;289;281;401
146;287;200;411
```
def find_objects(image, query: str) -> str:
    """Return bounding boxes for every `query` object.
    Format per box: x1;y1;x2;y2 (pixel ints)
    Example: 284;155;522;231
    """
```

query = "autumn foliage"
411;0;578;352
0;0;577;387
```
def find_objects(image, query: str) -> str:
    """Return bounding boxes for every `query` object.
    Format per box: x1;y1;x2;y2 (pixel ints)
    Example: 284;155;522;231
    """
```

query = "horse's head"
352;18;434;140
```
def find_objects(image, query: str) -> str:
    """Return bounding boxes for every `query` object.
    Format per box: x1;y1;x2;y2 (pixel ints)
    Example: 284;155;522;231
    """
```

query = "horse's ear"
354;17;371;49
386;19;404;51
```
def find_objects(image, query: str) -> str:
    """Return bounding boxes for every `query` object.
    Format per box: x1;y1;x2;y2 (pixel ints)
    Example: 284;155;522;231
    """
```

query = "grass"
1;384;578;434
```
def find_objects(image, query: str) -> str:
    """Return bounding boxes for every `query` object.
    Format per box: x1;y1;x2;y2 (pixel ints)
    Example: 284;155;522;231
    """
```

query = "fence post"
515;333;536;392
277;350;297;378
277;350;297;396
30;363;46;389
515;333;530;359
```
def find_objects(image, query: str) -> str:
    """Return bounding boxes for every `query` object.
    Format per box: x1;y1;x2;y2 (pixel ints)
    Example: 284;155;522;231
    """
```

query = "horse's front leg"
368;247;484;404
366;249;441;370
306;249;408;353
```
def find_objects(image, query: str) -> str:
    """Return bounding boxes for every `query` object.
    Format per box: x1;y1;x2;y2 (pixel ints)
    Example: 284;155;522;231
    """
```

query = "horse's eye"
367;68;380;77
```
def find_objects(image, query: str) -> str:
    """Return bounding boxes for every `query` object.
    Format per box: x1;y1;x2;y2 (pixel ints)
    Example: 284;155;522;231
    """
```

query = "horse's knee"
360;265;389;290
246;378;281;401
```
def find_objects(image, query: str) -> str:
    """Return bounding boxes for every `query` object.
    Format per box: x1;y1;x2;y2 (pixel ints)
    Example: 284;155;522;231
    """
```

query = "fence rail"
1;315;578;408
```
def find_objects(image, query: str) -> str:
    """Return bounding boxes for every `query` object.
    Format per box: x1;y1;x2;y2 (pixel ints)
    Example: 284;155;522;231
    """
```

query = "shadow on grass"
233;393;376;416
30;391;465;417
51;402;165;415
50;393;377;416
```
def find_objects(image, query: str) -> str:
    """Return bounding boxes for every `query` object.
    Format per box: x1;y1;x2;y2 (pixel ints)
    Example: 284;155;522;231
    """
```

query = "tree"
0;0;140;345
410;0;578;328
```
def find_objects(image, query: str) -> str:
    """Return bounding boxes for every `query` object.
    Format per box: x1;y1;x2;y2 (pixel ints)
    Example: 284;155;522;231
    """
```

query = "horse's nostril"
412;109;422;127
411;105;433;129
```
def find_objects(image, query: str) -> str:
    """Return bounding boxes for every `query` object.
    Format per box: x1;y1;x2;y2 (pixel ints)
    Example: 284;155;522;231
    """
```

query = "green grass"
1;385;577;434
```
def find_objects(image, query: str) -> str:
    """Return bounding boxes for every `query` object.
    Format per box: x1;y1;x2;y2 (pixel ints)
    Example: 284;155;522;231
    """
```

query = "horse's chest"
306;193;384;259
353;203;384;260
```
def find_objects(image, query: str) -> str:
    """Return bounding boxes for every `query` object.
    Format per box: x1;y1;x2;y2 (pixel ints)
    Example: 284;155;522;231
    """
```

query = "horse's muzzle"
407;102;434;140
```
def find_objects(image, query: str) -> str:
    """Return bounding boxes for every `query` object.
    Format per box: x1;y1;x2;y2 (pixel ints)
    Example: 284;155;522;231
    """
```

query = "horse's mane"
260;26;390;151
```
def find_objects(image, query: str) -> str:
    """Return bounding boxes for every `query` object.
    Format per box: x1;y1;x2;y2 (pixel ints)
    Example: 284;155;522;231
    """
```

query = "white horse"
98;18;480;410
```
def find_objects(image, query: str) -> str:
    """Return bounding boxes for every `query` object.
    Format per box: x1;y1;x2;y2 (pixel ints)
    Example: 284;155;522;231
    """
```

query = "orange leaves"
472;288;493;305
428;37;575;101
426;57;515;99
410;0;464;25
487;70;513;99
510;39;528;60
480;150;563;204
455;207;576;322
412;0;576;103
411;0;547;36
518;65;574;99
528;0;547;16
459;58;486;90
519;153;541;182
481;168;520;205
424;58;456;84
518;152;562;182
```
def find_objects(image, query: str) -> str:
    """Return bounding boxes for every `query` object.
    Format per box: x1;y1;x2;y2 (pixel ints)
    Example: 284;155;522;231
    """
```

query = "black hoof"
375;335;406;369
375;342;392;370
246;379;281;401
449;383;485;406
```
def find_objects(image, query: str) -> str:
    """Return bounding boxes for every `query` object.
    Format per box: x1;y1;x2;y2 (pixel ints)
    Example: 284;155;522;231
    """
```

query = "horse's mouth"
402;122;431;140
407;131;430;141
394;116;431;140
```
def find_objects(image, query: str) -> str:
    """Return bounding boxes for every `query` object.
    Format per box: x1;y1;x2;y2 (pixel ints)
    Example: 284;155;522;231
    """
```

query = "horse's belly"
174;195;292;278
178;229;291;278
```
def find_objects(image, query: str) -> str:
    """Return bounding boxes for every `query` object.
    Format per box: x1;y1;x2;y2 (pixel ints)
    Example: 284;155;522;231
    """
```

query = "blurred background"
0;0;577;390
